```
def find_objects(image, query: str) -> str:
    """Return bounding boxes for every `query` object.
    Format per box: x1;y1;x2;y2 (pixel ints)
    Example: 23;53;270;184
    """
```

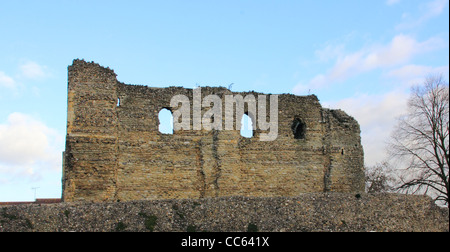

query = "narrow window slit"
240;113;254;138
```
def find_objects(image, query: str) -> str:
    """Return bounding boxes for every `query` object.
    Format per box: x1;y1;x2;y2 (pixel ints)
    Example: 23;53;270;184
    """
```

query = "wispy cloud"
0;61;51;96
386;64;449;86
396;0;448;30
293;34;445;94
19;61;49;80
314;43;346;63
0;71;16;89
423;0;448;19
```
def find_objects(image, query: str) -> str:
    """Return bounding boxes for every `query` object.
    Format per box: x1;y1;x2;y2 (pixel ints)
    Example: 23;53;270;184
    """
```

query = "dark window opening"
292;118;306;139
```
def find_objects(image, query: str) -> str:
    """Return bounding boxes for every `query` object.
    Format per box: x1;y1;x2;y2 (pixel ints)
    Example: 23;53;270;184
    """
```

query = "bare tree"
365;162;397;193
389;75;449;206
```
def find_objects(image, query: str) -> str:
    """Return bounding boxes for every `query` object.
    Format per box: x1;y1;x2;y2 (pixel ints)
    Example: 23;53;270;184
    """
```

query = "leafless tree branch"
388;74;449;207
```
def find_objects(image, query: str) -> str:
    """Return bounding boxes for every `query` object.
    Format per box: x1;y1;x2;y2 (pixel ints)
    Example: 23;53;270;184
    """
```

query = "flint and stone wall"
1;194;448;232
62;60;365;202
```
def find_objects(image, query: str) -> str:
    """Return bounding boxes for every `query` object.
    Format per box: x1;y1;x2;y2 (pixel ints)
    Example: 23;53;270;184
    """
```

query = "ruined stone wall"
1;194;448;232
62;60;364;202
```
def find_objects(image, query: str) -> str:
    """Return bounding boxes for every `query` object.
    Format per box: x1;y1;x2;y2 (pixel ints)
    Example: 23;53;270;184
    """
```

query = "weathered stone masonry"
62;59;365;202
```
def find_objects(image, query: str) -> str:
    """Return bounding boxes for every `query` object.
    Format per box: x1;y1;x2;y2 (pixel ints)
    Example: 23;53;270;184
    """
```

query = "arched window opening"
292;118;306;140
159;108;174;134
240;113;254;138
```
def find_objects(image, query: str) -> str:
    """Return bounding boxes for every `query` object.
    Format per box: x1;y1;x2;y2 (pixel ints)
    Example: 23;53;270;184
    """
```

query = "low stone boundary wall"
1;193;448;232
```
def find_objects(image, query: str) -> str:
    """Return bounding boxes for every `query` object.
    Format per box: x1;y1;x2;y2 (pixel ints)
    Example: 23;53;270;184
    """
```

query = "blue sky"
0;0;448;201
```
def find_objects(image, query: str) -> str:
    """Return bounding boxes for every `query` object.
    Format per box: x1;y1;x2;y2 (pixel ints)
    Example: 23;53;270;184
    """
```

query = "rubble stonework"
62;59;365;202
1;194;448;232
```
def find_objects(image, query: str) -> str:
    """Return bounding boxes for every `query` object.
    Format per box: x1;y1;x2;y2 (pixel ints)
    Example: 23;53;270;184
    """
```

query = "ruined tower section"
62;60;119;202
320;108;365;192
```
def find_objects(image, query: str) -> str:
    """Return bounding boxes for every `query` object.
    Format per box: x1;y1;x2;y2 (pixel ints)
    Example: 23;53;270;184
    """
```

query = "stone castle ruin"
62;59;364;202
3;60;447;233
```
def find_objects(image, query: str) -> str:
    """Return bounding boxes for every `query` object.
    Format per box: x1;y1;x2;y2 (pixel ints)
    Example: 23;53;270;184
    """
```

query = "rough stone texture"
62;59;365;202
0;193;448;232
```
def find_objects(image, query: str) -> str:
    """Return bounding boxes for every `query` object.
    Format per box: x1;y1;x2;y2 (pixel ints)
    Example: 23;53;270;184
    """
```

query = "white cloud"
323;90;409;166
396;0;449;30
293;34;445;95
314;44;346;63
362;34;417;69
0;71;16;89
0;113;63;182
0;61;51;96
386;64;449;86
327;50;365;82
423;0;448;19
19;61;49;80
